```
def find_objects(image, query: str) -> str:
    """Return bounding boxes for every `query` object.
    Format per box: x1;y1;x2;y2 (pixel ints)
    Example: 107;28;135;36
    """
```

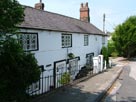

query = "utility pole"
103;13;106;33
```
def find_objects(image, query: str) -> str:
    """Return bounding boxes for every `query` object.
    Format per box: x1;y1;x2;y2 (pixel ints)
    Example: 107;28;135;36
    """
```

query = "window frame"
18;32;39;51
86;53;94;69
61;34;72;48
84;35;89;46
102;36;105;45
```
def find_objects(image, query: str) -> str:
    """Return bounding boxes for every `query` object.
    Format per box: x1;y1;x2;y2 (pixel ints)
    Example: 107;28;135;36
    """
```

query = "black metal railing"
27;68;93;96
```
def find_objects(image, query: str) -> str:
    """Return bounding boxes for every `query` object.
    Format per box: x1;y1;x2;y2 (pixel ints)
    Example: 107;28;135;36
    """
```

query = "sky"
18;0;136;32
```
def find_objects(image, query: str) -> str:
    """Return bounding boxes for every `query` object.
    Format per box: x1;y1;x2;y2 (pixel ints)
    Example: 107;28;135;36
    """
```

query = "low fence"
27;59;106;96
27;69;80;96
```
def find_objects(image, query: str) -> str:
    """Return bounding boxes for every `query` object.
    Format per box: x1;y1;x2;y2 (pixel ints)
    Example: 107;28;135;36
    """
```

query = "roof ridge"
24;5;87;22
23;5;102;31
21;5;104;35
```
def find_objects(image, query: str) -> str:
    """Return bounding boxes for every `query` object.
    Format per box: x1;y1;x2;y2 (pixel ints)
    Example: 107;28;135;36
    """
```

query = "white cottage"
18;1;107;94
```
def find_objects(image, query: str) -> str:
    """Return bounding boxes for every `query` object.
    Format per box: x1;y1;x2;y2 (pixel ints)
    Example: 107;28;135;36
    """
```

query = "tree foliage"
108;39;118;57
0;0;41;102
0;38;41;102
0;0;24;34
108;40;115;56
112;16;136;58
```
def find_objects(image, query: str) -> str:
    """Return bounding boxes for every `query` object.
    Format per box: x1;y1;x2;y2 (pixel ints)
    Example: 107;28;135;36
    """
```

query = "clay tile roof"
18;6;105;35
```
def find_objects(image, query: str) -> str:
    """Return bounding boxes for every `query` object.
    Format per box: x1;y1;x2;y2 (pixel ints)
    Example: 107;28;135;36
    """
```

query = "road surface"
104;61;136;102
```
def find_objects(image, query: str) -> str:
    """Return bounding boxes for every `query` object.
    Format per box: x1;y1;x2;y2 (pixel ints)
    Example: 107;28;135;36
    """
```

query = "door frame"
53;59;67;88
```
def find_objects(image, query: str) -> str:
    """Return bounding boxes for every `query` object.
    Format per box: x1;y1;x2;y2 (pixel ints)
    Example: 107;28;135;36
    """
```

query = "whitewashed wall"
20;29;107;76
20;29;108;94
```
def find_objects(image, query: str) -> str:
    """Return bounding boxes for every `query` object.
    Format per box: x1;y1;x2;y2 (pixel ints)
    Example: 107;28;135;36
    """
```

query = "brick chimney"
80;2;90;22
35;0;44;10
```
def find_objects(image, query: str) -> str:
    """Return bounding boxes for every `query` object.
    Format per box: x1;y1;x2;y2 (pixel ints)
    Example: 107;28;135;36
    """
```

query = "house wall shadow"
30;85;104;102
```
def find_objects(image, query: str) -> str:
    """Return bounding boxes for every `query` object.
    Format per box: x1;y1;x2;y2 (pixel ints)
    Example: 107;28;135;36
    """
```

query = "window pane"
102;36;105;44
84;35;88;46
61;34;72;47
18;33;38;51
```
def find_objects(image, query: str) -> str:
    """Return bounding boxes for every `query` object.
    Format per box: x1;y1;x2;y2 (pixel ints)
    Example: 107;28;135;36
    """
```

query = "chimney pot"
86;2;88;7
81;3;83;8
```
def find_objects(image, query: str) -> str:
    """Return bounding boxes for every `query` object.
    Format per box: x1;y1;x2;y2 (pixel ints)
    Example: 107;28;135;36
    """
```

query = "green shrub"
0;38;41;102
101;46;109;64
59;72;70;85
111;52;118;57
108;40;116;56
68;53;75;59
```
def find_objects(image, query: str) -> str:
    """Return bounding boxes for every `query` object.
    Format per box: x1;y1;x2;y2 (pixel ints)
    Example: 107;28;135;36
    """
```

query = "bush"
68;53;75;59
101;46;109;65
59;72;70;85
111;52;118;58
108;40;116;56
0;38;41;102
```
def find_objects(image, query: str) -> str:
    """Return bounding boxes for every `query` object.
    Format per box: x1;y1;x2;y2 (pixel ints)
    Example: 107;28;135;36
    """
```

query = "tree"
0;0;24;35
108;39;118;57
0;38;41;102
112;16;136;58
0;0;41;102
